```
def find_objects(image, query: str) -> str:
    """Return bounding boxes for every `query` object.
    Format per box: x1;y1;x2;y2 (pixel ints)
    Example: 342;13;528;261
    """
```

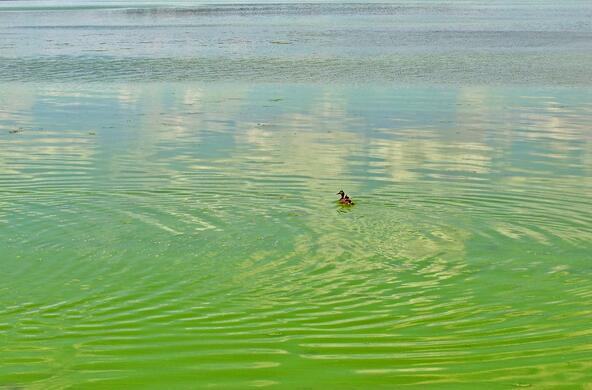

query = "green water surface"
1;83;591;388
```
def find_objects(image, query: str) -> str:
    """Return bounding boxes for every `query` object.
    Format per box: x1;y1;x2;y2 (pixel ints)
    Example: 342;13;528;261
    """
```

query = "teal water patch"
2;53;592;84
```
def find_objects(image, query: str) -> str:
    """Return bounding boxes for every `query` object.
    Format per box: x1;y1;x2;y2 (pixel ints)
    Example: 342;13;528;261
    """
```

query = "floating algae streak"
1;1;592;389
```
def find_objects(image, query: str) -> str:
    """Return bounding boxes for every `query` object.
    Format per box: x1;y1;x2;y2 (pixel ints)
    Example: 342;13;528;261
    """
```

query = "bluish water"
1;1;591;83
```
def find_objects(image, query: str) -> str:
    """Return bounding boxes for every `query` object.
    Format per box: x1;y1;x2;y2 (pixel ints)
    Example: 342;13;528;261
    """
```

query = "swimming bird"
337;190;354;205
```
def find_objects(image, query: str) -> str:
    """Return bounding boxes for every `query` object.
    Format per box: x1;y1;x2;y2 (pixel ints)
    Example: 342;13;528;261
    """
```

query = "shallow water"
1;2;592;389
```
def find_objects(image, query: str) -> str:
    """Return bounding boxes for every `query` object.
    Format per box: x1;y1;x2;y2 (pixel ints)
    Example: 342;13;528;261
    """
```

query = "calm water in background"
1;2;592;389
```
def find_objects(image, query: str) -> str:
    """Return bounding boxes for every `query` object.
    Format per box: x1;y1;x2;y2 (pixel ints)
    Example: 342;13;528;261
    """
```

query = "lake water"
1;1;592;389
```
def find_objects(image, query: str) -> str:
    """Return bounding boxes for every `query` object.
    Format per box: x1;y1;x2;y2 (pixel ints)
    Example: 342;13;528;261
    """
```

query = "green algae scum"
1;1;592;389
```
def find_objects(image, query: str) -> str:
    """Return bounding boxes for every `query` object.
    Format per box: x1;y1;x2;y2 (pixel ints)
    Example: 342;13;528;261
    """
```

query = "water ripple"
1;83;591;388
